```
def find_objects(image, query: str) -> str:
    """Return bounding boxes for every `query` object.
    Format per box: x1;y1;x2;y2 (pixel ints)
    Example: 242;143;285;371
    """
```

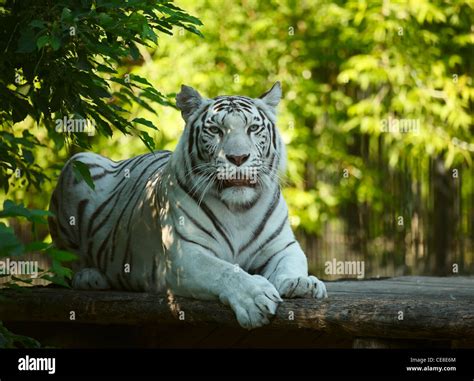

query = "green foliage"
0;321;41;348
0;0;202;191
0;200;76;287
0;199;52;224
0;200;52;257
0;222;23;256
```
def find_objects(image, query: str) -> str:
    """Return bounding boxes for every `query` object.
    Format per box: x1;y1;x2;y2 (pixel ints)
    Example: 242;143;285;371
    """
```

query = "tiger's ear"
259;82;282;109
176;85;203;122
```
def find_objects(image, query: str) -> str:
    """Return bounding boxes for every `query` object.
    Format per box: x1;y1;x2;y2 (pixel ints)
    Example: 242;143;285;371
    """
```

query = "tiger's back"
49;150;171;291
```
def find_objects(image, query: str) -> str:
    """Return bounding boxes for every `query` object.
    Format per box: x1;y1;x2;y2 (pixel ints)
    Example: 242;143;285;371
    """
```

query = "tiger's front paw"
275;275;328;299
72;268;110;290
220;274;283;330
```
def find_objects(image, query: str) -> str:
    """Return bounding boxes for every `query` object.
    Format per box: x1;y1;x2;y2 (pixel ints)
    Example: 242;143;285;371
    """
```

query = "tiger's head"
175;82;285;207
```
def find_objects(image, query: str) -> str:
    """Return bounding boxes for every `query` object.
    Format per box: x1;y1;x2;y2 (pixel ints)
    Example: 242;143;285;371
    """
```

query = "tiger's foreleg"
262;242;328;299
165;241;283;329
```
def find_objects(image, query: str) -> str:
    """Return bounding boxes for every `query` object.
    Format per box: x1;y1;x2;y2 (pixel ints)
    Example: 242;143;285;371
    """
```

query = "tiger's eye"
248;124;260;132
208;126;221;134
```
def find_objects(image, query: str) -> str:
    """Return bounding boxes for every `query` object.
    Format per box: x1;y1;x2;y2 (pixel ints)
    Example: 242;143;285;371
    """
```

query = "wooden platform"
1;276;473;348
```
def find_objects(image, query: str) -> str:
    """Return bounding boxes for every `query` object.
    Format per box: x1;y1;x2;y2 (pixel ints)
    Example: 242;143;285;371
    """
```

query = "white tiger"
48;82;327;329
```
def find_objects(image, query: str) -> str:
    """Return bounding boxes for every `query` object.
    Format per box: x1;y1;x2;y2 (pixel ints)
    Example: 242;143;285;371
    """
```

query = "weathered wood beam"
1;276;473;341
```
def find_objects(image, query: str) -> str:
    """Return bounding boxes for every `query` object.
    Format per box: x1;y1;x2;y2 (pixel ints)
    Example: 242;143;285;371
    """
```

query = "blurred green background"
2;0;473;280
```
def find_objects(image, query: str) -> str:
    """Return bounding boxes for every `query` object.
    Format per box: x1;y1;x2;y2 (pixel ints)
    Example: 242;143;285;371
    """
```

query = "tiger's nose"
226;154;250;166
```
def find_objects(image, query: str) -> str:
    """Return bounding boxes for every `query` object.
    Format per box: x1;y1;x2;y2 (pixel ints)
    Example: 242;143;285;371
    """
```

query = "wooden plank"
1;276;473;342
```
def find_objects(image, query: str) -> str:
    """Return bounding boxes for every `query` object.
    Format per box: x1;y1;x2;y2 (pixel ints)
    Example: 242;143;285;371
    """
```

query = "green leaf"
94;63;117;74
61;8;73;22
23;149;34;164
0;201;52;224
50;35;61;51
24;241;51;252
40;274;71;288
0;223;24;257
47;248;78;262
0;322;41;349
129;42;141;60
139;130;155;151
129;74;154;87
51;259;73;278
36;35;50;50
11;96;32;123
132;117;157;130
72;160;95;190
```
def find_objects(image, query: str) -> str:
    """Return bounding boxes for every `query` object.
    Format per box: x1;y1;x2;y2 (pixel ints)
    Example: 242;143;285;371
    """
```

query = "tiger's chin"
219;185;259;207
